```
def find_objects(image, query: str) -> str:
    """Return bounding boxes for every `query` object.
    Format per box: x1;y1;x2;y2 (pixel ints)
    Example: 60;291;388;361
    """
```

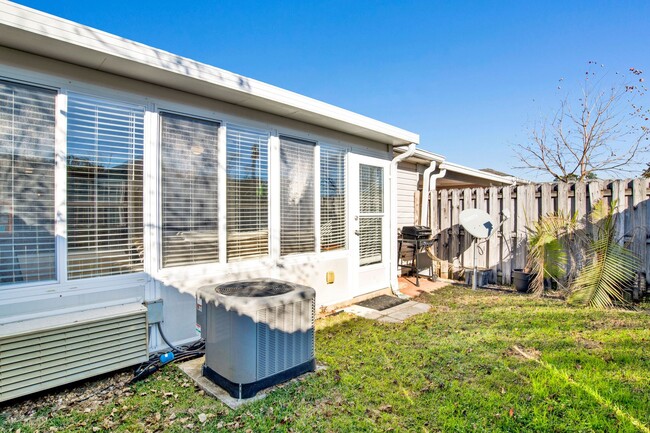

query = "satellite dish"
459;208;498;291
459;209;496;239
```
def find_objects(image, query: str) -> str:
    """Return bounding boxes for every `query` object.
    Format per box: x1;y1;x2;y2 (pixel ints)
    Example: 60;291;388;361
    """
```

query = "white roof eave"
0;1;419;146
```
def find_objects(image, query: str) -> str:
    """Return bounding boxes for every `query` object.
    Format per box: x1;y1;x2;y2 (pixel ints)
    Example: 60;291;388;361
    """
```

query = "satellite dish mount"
459;208;510;290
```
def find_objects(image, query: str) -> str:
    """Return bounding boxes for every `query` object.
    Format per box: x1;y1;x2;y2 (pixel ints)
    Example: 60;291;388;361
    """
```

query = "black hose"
129;326;205;384
156;321;181;352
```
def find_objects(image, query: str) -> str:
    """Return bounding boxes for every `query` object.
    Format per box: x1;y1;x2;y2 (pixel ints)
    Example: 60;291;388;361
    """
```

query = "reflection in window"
226;125;268;261
280;136;315;255
66;94;144;279
161;112;219;267
0;80;56;285
320;146;346;251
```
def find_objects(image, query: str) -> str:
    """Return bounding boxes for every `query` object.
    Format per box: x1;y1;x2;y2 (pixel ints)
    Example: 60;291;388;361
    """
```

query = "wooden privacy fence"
429;178;650;292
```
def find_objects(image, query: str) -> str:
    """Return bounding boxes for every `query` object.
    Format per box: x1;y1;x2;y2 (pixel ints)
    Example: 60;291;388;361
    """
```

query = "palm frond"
569;199;638;308
526;212;575;295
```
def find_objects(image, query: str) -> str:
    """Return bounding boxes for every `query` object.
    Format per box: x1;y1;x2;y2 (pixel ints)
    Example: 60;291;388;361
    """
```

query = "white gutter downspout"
390;143;417;298
420;161;448;228
420;161;437;227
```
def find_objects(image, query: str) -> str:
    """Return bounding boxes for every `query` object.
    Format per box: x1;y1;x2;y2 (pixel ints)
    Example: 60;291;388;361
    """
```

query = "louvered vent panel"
256;299;314;381
0;308;148;402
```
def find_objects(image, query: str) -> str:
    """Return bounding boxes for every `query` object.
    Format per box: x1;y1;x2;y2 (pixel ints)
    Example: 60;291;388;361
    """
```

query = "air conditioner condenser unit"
196;279;316;399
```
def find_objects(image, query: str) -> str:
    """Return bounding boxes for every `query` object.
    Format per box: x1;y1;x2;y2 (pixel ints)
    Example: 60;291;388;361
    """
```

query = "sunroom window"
0;80;56;286
226;125;269;261
160;112;219;267
320;145;346;251
66;94;145;279
280;136;315;256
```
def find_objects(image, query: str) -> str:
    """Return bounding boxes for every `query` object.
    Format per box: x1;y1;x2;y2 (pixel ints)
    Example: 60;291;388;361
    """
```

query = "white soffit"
0;1;419;146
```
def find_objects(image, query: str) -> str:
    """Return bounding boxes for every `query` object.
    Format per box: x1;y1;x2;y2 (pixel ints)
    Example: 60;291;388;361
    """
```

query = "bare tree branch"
514;64;650;181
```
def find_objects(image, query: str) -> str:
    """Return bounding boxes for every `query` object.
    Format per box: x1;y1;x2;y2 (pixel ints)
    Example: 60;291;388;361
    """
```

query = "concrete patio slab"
177;356;266;409
178;356;325;410
340;298;431;323
398;276;452;298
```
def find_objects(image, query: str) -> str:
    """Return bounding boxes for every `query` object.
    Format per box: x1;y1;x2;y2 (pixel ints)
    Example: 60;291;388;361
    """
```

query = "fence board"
439;189;450;279
461;188;473;272
501;186;514;284
476;188;488;270
541;183;553;217
574;182;587;228
515;185;528;270
488;187;500;281
450;189;461;278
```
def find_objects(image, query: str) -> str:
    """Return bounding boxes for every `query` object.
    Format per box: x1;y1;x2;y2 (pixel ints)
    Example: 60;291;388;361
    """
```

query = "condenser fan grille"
213;280;294;297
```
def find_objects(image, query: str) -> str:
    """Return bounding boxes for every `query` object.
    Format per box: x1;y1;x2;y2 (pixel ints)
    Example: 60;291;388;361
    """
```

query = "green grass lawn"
3;286;650;432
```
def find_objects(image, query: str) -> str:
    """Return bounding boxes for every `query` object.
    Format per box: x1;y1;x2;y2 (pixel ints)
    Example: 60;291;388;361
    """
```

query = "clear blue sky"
13;0;650;179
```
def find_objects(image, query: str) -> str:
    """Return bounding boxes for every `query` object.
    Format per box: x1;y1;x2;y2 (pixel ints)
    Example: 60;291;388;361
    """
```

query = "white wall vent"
0;303;148;403
196;279;315;399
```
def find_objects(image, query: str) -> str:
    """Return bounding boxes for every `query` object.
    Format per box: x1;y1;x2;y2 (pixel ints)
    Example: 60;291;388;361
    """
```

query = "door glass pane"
358;163;384;267
359;217;382;266
359;164;383;213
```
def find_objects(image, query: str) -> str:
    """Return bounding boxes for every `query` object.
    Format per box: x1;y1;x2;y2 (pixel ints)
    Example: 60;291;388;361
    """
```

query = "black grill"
401;225;432;239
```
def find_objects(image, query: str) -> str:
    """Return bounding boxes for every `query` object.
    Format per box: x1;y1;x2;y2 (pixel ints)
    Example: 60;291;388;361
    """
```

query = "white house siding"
0;47;392;350
396;161;421;229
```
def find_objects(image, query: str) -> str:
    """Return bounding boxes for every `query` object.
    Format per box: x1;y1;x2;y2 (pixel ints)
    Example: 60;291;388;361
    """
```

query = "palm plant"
569;200;639;308
526;212;577;295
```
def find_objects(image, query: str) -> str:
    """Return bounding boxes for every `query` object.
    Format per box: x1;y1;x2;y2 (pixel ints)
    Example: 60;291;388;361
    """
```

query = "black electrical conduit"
129;323;205;384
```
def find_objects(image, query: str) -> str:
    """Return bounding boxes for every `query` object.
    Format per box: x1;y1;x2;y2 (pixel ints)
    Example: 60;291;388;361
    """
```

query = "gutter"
389;143;417;299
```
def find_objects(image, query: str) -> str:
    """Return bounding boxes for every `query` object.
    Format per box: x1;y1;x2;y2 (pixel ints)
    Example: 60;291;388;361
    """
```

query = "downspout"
420;161;437;227
420;161;448;229
390;143;417;298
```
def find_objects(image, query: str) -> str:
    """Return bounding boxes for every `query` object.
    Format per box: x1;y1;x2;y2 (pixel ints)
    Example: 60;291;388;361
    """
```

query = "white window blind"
226;124;269;261
280;136;315;255
359;164;384;266
0;80;56;286
67;94;144;279
320;145;346;252
161;112;219;267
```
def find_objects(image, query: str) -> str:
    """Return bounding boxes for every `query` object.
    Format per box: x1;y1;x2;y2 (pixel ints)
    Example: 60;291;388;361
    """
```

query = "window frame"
225;123;271;262
158;110;221;269
64;91;147;280
278;134;318;257
0;78;59;288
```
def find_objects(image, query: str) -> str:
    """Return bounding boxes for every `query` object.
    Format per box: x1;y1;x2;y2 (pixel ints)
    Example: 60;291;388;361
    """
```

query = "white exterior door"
349;154;391;297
